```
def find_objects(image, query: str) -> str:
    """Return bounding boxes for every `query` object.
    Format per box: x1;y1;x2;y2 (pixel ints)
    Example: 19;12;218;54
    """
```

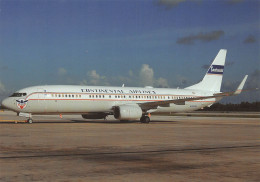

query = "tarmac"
0;110;259;182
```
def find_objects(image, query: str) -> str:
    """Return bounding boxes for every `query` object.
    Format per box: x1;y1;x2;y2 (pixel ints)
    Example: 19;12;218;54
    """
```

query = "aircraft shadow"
0;119;179;124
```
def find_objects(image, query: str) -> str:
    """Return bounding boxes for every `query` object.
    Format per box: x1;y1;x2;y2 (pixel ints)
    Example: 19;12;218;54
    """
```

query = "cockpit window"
9;93;27;97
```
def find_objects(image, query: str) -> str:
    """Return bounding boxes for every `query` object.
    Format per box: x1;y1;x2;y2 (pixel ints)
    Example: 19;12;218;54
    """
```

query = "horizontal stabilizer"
214;75;248;97
234;75;248;95
139;75;249;111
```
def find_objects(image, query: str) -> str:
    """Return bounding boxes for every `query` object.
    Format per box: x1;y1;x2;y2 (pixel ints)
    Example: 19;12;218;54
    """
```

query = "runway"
0;111;259;181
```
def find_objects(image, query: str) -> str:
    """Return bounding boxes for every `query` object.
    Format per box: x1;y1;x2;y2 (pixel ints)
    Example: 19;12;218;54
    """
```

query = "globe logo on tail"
207;65;224;75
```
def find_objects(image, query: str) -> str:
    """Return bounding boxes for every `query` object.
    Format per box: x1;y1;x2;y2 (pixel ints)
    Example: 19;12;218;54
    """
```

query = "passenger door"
37;88;46;113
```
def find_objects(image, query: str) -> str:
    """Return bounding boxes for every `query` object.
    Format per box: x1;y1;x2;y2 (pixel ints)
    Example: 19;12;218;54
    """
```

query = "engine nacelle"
82;113;108;119
114;105;142;120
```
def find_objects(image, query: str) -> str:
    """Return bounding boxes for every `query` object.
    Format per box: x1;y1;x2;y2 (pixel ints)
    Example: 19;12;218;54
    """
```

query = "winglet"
234;75;248;95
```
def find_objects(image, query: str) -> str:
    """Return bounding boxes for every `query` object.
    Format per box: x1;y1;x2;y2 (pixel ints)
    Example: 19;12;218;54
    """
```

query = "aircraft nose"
1;98;11;110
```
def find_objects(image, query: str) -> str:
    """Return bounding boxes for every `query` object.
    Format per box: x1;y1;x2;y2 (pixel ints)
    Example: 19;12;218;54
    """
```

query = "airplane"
1;49;248;124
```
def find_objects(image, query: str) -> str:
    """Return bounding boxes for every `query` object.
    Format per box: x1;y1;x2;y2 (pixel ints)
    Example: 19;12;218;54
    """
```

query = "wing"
138;75;249;111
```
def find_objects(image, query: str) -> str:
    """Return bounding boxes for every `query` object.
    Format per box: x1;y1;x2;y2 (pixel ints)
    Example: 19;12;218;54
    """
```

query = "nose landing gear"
27;118;33;124
18;112;33;124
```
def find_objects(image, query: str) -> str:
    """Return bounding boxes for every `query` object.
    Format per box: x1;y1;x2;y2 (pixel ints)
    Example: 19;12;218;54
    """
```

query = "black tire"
140;116;145;123
27;119;33;124
140;116;150;123
144;116;150;123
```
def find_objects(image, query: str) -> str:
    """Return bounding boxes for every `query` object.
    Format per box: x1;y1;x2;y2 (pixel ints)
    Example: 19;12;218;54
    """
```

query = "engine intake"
114;105;142;120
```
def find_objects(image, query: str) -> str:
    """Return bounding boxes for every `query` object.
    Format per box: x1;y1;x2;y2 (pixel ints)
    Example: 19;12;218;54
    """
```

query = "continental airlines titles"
81;89;157;94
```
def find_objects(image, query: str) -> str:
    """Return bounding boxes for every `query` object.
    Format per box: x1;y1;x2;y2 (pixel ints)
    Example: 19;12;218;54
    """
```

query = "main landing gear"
140;115;150;123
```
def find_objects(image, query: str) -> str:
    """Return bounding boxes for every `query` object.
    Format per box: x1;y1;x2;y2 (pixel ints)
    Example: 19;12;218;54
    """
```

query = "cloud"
157;0;187;9
128;70;134;77
0;66;8;71
243;35;257;44
58;67;67;76
176;75;189;86
226;0;244;4
201;62;234;70
79;70;115;86
139;64;154;86
157;0;201;9
0;80;6;96
226;62;235;67
78;64;169;88
86;70;109;86
138;64;169;87
177;30;225;45
157;0;242;10
88;70;100;80
155;77;169;88
247;69;260;89
201;64;210;70
79;79;88;86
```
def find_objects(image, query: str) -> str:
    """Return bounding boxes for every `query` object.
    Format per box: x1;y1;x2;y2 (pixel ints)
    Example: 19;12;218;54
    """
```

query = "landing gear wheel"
140;116;150;123
27;118;33;124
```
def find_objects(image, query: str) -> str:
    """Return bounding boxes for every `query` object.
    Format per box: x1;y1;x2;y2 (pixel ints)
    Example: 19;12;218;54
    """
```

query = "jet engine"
82;112;108;119
114;105;142;120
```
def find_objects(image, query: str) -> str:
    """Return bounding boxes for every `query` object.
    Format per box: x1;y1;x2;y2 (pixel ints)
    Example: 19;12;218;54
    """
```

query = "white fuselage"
2;85;216;115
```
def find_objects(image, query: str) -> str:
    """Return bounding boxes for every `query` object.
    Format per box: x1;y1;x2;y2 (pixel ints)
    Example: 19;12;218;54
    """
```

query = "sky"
0;0;259;103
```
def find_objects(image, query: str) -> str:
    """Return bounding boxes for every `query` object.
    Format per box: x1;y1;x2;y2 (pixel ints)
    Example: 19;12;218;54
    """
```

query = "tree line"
200;102;260;112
